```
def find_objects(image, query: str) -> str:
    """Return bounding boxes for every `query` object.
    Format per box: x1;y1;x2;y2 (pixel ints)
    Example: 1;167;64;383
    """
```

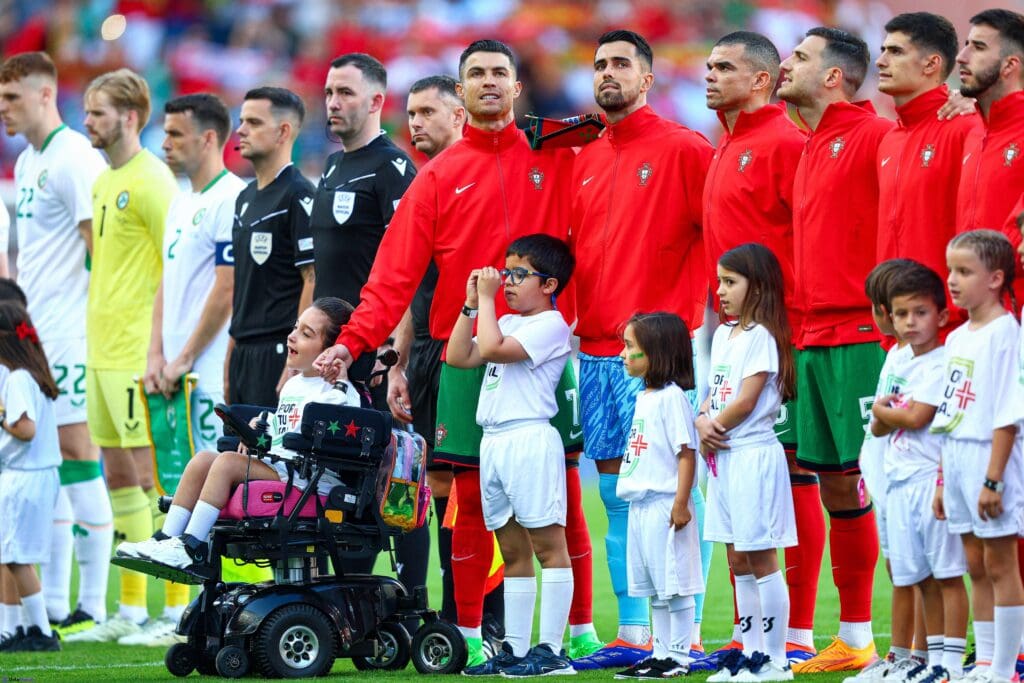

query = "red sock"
830;506;879;623
452;469;492;630
785;479;826;631
565;464;593;625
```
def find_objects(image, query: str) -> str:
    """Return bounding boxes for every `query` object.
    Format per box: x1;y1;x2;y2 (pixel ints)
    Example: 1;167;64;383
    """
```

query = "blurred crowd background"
0;0;1001;183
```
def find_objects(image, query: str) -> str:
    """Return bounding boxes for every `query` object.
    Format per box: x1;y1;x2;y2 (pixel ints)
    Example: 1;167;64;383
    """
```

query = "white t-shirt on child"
0;368;60;470
617;382;697;502
475;311;571;429
931;313;1023;441
707;323;781;448
882;346;946;484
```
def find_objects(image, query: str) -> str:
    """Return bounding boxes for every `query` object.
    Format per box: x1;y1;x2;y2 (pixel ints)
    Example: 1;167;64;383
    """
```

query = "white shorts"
887;476;966;586
859;435;889;556
480;422;566;531
627;494;705;600
944;438;1024;539
190;386;225;453
43;337;87;427
0;468;59;564
704;441;797;551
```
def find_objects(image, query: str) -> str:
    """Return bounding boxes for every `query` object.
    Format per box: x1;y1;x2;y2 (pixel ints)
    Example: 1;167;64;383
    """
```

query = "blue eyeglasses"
500;267;553;285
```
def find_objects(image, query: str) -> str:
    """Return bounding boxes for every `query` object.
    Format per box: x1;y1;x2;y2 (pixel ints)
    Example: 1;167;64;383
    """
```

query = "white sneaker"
142;537;194;568
63;615;144;643
117;617;184;646
710;652;750;683
888;659;930;682
734;655;794;682
960;667;991;683
115;536;167;560
845;653;896;683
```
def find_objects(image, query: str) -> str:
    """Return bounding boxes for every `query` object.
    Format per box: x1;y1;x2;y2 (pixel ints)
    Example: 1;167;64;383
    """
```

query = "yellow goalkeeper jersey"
87;149;177;369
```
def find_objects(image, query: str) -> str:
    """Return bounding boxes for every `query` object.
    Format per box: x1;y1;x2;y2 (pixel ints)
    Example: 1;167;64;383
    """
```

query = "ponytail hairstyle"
625;312;694;390
310;297;355;350
0;301;59;399
717;243;795;400
948;229;1017;315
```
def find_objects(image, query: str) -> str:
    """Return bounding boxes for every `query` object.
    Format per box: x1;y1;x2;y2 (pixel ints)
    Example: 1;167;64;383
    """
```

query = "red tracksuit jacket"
337;122;575;358
792;101;895;349
956;90;1024;305
702;102;806;317
570;105;713;356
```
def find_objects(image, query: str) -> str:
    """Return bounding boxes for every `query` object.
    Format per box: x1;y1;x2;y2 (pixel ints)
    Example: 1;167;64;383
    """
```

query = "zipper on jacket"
494;137;511;240
597;148;621;296
967;132;988;229
99;204;107;237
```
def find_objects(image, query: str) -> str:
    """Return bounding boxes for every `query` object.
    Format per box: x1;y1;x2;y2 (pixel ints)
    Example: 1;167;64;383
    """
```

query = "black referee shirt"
230;164;316;342
309;134;416;304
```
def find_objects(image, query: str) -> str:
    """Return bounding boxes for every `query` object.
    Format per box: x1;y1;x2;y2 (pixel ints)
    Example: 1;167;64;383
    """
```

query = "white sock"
943;636;966;677
504;576;537;658
569;623;596;639
912;648;928;663
651;600;670;660
21;592;52;636
2;603;20;634
757;571;789;665
837;620;873;650
539;567;573;653
459;625;482;639
162;505;192;537
668;595;696;665
993;606;1024;679
163;604;186;621
788;627;814;649
66;475;113;622
976;621;995;668
692;621;701;647
891;646;911;660
735;574;764;655
119;604;148;624
926;635;943;668
183;501;221;541
619;624;651;645
43;486;73;622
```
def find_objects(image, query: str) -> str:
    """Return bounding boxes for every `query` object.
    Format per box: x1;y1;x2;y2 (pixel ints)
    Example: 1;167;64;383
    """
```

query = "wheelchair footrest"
111;556;213;586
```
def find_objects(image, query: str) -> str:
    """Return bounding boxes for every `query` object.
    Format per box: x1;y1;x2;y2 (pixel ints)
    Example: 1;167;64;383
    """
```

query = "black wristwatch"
462;305;478;319
983;478;1005;493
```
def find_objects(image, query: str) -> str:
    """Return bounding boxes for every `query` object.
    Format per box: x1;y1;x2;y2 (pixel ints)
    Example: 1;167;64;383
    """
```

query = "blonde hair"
85;68;151;131
948;229;1017;312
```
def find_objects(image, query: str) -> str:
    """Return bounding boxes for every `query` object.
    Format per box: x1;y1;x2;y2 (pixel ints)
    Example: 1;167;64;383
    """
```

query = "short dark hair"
0;279;28;307
330;53;387;90
165;93;232;146
807;26;870;95
865;258;919;310
970;8;1024;59
459;40;517;79
0;51;57;84
887;264;947;312
243;86;305;126
598;30;654;71
884;13;959;80
409;75;460;99
626;312;695;391
506;234;575;297
714;31;781;83
310;297;355;351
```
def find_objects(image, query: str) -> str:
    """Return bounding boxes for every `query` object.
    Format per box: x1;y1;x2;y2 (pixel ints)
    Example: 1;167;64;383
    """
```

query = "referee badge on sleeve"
250;231;272;265
333;191;355;224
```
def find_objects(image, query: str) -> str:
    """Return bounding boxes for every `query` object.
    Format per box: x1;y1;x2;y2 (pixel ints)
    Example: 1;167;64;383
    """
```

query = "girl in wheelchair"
115;298;361;570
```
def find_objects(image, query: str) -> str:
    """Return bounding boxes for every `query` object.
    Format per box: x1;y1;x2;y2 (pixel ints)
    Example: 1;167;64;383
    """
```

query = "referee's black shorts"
408;335;445;469
228;337;287;408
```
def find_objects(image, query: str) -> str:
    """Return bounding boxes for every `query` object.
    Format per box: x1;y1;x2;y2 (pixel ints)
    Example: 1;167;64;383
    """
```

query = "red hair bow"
15;322;38;344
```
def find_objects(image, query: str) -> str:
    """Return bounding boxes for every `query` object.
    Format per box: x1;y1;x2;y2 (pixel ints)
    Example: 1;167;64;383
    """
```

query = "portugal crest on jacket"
920;144;935;168
737;150;753;173
637;162;652;186
1005;143;1020;167
828;137;845;159
528;167;544;190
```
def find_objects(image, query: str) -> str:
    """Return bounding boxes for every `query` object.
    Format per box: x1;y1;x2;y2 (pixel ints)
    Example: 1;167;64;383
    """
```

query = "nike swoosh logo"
881;157;891;167
582;176;595;186
569;429;583;439
963;153;971;165
455;183;475;195
451;553;477;562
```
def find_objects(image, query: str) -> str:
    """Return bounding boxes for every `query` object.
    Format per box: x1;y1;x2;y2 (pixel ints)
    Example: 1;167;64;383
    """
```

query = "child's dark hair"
887;264;947;312
506;234;575;296
864;258;918;311
0;301;58;399
626;312;694;390
948;230;1017;313
310;297;355;349
718;243;795;400
0;279;28;306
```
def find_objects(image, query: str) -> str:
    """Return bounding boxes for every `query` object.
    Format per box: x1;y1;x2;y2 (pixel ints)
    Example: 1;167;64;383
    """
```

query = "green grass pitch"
1;485;903;681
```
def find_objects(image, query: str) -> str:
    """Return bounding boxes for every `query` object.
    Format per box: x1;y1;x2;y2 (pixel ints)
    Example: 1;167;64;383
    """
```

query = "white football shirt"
0;368;61;470
707;323;782;448
161;170;245;391
882;346;946;483
475;311;571;428
13;125;106;340
618;382;697;502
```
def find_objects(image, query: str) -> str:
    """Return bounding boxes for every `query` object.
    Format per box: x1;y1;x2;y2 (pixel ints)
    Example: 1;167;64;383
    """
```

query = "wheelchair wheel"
216;645;250;678
165;642;197;677
352;622;411;671
411;620;468;675
252;604;336;678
